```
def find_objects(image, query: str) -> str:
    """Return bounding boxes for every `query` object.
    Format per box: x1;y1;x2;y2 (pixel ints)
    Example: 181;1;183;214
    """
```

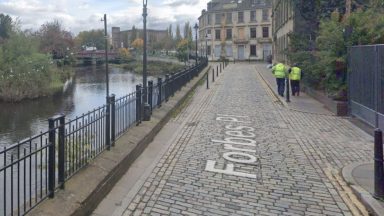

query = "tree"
130;25;138;44
176;39;189;63
0;14;13;42
183;22;190;39
131;38;144;50
175;24;182;42
36;20;74;59
168;24;173;39
75;29;105;50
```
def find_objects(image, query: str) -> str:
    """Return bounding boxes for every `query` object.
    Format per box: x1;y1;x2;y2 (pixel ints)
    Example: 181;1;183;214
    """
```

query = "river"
0;65;151;148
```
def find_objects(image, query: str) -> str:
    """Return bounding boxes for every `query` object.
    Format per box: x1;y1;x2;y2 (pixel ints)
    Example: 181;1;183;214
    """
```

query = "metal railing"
0;58;208;216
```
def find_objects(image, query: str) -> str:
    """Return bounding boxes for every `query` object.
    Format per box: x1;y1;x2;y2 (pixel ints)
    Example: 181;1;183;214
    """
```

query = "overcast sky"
0;0;208;35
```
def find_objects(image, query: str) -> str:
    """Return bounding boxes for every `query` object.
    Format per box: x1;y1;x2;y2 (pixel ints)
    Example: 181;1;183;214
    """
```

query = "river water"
0;65;150;148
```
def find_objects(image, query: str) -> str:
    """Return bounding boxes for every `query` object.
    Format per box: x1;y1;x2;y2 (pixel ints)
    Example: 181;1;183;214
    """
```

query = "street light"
194;23;198;65
101;14;111;150
142;0;151;121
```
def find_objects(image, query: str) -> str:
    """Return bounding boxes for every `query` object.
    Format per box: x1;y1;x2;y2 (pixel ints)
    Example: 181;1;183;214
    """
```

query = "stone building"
198;0;272;61
111;27;167;50
271;0;317;64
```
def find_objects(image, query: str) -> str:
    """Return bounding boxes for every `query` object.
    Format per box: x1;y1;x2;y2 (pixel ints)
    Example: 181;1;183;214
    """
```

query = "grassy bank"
0;65;73;102
114;60;185;76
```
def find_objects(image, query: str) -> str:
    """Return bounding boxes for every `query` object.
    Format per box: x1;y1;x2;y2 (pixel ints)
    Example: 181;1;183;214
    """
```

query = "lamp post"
142;0;151;121
194;23;198;65
101;14;111;149
101;14;109;99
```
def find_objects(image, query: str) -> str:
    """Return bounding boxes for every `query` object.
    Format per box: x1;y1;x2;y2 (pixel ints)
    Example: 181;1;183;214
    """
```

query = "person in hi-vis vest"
272;63;287;97
288;63;302;96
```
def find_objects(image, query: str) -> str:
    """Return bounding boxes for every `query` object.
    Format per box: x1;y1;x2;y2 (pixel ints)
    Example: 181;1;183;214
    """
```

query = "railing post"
374;129;384;199
57;115;65;189
48;118;56;198
110;94;116;146
286;77;290;103
136;85;142;125
106;96;111;151
212;68;215;83
158;77;162;107
148;81;153;113
165;74;170;102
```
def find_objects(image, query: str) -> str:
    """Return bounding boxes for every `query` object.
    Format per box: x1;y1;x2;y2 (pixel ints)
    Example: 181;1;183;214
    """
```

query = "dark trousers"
276;78;285;96
290;80;300;96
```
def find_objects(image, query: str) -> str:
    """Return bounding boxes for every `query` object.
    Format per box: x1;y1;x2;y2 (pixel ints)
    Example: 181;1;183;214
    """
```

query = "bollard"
374;129;384;199
212;69;215;83
286;78;290;103
217;67;219;76
206;73;209;89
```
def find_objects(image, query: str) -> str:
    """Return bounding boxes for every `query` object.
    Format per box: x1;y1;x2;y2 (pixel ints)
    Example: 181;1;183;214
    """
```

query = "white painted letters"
205;160;257;178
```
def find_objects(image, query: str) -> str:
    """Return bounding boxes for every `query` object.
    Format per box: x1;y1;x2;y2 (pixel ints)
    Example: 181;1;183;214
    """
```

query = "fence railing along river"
0;58;208;216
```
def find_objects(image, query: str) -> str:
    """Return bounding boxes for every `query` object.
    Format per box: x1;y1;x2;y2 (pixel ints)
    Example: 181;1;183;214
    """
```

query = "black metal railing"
0;58;208;215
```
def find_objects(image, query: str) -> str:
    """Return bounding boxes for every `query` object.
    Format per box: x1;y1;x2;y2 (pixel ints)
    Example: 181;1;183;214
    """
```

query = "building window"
226;12;232;24
250;27;256;39
207;45;211;55
250;45;257;56
238;11;244;23
238;28;245;40
215;29;221;40
215;13;221;24
207;14;211;25
250;11;256;22
262;27;269;38
226;29;232;40
262;9;269;21
214;45;221;57
226;45;233;57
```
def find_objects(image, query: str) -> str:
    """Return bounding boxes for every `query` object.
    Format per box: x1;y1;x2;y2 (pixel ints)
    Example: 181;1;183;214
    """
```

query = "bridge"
75;50;119;64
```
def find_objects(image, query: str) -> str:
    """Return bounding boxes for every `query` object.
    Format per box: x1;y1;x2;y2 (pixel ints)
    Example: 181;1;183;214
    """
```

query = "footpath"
93;63;383;216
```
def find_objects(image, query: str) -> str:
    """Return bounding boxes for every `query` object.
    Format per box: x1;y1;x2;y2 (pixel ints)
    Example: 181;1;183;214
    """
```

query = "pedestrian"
288;63;302;96
271;62;287;97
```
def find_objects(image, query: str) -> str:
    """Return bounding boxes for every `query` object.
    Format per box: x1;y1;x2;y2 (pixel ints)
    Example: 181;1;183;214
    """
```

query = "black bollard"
206;73;209;89
286;78;290;103
212;69;215;83
374;129;384;199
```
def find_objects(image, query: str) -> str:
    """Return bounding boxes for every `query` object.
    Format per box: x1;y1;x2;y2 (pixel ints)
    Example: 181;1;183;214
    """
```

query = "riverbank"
0;66;74;102
112;60;185;76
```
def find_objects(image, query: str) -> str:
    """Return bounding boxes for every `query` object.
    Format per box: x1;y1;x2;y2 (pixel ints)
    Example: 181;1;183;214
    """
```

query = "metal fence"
0;58;208;216
349;45;384;130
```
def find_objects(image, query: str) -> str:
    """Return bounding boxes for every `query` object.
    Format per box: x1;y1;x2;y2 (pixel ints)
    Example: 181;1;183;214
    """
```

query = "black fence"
0;58;208;216
349;45;384;130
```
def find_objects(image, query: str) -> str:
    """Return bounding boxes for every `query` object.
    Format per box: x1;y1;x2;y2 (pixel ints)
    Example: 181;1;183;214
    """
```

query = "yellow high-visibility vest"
272;63;286;78
289;67;301;80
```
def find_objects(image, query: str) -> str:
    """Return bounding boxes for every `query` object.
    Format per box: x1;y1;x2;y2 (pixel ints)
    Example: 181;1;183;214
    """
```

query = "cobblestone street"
97;63;374;216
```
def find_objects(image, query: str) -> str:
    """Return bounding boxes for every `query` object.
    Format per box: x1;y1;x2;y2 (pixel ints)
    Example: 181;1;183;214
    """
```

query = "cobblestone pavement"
121;63;373;216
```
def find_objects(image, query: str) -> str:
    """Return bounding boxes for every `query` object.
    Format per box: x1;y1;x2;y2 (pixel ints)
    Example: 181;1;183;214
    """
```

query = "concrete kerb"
342;162;384;216
28;65;211;216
